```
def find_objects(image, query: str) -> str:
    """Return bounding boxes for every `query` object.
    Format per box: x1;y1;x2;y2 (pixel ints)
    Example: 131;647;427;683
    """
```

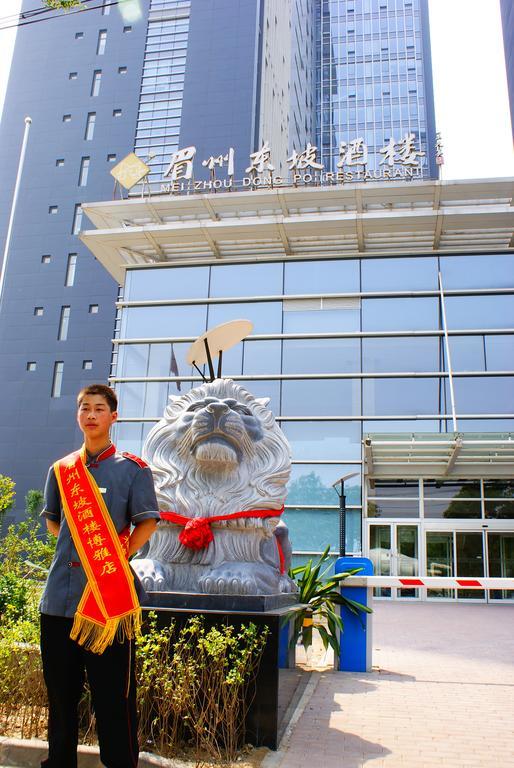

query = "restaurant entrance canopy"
364;433;514;480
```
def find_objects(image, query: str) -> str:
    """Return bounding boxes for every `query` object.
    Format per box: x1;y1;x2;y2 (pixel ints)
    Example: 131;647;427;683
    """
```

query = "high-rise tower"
316;0;437;177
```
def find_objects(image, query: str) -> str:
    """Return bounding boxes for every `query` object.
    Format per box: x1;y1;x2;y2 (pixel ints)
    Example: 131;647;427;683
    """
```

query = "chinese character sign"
379;133;425;168
164;146;197;181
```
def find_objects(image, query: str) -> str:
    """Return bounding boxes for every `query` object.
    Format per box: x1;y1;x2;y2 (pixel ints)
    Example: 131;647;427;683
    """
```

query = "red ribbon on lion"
160;508;286;572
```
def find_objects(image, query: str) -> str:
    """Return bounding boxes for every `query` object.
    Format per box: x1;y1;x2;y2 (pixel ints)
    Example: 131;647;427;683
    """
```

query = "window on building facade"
118;66;127;74
75;32;84;39
34;307;44;316
69;72;78;80
72;205;83;235
91;70;102;97
26;362;36;371
113;109;122;117
58;306;71;341
123;26;132;33
107;154;116;162
48;206;58;214
101;0;110;14
89;304;99;314
97;30;107;55
84;112;96;140
56;158;65;167
41;255;51;264
78;157;90;187
51;362;64;398
83;360;93;370
65;254;77;286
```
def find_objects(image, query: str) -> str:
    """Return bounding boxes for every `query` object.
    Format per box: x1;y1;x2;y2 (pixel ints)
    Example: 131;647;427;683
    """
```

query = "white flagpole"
0;116;32;313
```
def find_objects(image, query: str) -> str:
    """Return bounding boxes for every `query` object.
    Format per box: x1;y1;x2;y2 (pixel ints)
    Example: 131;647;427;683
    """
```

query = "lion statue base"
132;378;297;597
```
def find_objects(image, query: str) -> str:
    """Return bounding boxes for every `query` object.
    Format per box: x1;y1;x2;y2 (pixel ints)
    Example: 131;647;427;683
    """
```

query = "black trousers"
40;613;139;768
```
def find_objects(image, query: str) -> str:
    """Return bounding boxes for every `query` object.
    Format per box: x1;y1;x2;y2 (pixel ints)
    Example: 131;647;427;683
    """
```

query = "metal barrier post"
335;556;374;672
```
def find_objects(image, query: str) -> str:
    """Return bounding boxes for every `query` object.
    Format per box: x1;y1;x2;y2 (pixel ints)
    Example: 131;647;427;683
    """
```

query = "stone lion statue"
133;378;297;596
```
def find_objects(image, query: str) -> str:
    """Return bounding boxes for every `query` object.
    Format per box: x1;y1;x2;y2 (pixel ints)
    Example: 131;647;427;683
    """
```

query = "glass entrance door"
426;530;486;601
369;523;419;599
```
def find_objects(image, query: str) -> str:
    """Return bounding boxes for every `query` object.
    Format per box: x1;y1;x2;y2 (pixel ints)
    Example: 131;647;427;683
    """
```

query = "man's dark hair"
77;384;118;412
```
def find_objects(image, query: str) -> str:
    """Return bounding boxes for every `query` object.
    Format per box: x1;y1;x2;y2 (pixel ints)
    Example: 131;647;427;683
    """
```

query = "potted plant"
285;546;371;657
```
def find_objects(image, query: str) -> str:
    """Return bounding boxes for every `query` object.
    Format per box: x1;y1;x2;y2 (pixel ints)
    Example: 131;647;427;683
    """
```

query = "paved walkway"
265;602;514;768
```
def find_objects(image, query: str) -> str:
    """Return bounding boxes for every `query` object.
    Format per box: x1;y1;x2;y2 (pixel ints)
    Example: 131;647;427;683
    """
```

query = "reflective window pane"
448;336;485;371
488;533;514;599
122;305;207;338
362;256;438;291
362;336;439;372
423;480;481;499
485;499;514;519
125;266;209;301
440;254;514;290
282;338;360;373
368;480;419;498
362;297;439;331
367;499;420;518
281;379;361;416
118;344;149;377
282;421;361;461
284;508;339;553
209;262;283;297
485;335;514;371
287;464;361;505
456;532;484;599
240;380;280;414
284;259;359;294
363;378;441;416
449;377;514;414
445;296;514;330
363;420;442;433
424;500;481;519
283;305;360;333
207;302;282;334
243;340;281;375
426;531;454;598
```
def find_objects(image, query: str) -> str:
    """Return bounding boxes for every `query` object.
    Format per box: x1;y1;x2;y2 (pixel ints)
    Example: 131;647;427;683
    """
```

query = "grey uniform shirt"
40;446;160;618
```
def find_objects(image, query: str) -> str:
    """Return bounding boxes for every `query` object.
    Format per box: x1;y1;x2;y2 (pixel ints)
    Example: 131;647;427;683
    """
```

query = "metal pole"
339;480;346;557
438;271;458;432
0;116;32;314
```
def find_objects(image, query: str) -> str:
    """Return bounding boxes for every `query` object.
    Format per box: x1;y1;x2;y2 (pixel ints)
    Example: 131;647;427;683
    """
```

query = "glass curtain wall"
316;0;432;173
134;0;190;184
113;252;514;560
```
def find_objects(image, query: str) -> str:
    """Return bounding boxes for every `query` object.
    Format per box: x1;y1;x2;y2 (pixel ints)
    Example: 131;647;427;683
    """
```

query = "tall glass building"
81;178;514;603
316;0;437;177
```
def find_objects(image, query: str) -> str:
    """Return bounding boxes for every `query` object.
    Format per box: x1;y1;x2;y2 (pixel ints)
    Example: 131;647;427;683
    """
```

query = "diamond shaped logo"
110;152;150;190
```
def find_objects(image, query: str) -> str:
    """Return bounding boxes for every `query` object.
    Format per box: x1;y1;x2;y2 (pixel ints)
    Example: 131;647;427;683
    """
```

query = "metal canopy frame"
363;432;514;479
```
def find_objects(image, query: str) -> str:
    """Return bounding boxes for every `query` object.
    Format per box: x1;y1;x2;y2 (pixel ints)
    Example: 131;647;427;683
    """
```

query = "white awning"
79;177;514;283
363;432;514;479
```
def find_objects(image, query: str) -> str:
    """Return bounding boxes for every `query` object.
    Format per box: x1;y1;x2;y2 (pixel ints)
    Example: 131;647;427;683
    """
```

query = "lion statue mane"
132;378;297;596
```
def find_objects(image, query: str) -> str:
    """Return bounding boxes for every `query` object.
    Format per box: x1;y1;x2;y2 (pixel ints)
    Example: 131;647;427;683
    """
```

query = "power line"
0;0;122;32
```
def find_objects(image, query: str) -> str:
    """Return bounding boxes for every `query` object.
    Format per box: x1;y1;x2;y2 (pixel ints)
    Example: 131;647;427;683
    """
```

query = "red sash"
54;447;141;654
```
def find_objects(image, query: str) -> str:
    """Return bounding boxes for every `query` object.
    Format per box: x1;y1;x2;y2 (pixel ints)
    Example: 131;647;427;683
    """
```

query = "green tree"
43;0;83;9
0;475;15;523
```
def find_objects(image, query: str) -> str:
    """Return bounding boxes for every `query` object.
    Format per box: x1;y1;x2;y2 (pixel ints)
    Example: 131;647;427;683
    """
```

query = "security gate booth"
363;433;514;602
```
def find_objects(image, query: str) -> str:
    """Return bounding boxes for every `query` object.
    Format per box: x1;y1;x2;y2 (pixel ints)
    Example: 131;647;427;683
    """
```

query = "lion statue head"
142;379;291;519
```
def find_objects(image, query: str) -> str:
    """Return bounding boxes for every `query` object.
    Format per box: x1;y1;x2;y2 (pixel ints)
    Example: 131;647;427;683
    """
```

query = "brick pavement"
265;602;514;768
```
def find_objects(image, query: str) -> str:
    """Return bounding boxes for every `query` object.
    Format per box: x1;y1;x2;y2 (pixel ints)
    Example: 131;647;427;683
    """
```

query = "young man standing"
40;384;160;768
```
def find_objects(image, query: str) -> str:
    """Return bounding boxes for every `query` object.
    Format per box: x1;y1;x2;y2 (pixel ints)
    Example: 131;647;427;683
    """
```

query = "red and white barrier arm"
344;576;514;590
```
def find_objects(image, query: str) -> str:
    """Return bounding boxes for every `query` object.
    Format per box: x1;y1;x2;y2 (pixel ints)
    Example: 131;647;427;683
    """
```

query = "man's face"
77;394;117;442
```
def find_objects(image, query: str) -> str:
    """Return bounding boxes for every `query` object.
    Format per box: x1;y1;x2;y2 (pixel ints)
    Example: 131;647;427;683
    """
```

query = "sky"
0;0;513;180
